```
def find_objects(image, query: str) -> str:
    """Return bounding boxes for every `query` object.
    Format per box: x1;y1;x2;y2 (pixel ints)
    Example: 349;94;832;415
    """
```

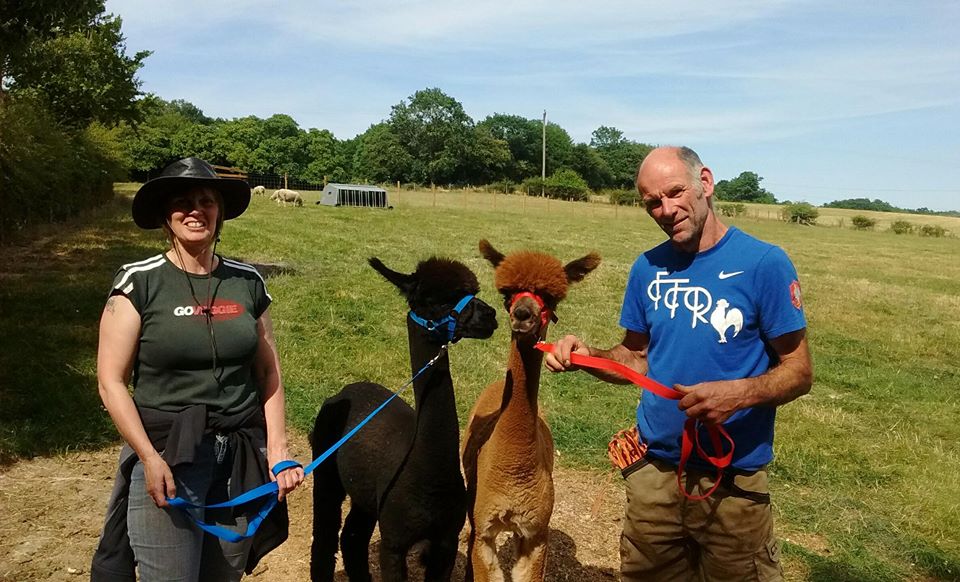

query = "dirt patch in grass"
0;433;623;581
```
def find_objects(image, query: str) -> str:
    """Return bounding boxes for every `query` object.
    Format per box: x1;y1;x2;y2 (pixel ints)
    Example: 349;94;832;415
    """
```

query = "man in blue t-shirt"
545;146;812;582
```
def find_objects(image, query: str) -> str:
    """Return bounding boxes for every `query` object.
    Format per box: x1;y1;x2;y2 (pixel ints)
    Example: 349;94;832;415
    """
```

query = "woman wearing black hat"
91;158;304;581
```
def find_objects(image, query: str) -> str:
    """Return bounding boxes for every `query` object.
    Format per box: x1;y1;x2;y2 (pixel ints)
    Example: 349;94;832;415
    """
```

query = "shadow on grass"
0;204;161;464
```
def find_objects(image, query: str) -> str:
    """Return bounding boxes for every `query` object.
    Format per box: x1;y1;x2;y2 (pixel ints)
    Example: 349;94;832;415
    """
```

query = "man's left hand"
675;380;750;425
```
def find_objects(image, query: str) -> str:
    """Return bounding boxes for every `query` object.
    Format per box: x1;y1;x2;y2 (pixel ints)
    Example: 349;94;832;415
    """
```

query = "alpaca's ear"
479;239;505;267
564;252;601;283
368;257;416;294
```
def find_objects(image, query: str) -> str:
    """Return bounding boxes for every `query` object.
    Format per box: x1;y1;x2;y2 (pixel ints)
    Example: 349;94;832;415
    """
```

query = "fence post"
284;173;288;189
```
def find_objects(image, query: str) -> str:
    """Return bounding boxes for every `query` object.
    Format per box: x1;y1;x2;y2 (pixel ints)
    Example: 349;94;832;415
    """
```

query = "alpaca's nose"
513;304;533;322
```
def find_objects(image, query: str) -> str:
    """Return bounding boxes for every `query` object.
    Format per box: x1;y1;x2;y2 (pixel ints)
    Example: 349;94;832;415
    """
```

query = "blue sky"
105;0;959;211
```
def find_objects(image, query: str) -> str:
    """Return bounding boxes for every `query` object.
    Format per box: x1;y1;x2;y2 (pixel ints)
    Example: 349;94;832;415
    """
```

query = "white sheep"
252;185;266;197
271;188;303;207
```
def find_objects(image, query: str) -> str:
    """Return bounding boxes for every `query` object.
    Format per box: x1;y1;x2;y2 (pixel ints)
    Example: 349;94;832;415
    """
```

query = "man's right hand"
142;454;176;507
544;334;591;372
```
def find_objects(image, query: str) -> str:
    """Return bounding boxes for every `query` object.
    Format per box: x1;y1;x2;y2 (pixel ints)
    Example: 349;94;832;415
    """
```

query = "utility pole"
541;110;547;197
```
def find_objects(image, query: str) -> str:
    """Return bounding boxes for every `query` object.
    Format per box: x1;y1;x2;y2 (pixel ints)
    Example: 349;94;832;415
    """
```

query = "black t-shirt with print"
109;253;271;414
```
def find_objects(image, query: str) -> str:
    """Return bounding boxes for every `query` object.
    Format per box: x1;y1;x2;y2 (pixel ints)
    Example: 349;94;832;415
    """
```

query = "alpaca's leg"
464;526;476;582
471;533;504;582
422;535;459;582
512;533;549;582
310;466;345;582
378;543;409;582
341;508;377;582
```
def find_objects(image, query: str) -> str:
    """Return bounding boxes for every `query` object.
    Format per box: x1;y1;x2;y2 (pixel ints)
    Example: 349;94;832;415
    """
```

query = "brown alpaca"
461;239;600;582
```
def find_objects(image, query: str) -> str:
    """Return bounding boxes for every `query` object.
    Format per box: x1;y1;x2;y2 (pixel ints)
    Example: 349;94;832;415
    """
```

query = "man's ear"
700;166;714;199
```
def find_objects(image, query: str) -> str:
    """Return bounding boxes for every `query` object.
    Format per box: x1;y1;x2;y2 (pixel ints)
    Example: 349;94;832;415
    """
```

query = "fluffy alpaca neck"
498;337;543;437
404;317;461;471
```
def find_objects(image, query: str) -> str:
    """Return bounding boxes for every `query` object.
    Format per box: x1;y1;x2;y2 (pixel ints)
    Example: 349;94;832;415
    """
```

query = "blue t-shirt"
619;227;806;471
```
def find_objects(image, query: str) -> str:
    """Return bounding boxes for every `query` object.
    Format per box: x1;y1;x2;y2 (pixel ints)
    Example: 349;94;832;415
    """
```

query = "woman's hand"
268;451;305;501
142;454;176;507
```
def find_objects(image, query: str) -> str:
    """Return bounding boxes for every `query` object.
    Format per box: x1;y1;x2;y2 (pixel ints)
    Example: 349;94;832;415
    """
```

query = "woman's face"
165;187;222;248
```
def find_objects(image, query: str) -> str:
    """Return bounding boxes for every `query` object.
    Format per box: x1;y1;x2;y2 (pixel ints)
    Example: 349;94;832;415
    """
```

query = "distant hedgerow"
718;202;747;217
781;202;819;225
890;220;914;235
851;215;877;230
919;224;946;238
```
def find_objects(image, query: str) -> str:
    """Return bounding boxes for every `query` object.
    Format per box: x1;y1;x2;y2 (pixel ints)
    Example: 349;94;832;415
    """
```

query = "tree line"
823;198;959;218
113;89;659;197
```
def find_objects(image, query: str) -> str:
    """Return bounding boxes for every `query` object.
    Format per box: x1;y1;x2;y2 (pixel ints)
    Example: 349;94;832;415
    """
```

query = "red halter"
509;291;554;330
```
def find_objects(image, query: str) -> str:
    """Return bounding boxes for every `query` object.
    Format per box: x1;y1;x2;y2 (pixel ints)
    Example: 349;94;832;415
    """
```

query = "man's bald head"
637;146;704;184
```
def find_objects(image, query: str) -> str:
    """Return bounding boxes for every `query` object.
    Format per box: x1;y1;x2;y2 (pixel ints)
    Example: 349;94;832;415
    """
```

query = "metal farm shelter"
319;184;390;208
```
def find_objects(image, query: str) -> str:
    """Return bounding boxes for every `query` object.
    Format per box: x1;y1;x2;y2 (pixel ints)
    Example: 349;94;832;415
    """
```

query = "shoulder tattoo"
105;296;116;314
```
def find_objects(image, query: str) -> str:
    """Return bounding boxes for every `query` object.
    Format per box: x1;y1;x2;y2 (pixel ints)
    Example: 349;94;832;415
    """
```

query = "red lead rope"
534;342;735;500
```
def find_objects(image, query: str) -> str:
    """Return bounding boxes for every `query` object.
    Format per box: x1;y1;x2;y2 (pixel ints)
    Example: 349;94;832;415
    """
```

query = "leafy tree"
608;189;639;206
170;122;221;163
850;215;877;230
0;0;104;93
478;113;540;181
781;202;818;225
521;171;594;200
301;128;345;184
353;122;412;183
7;14;149;127
543;122;573;177
714;171;777;204
388;87;475;184
250;114;305;176
890;220;914;235
168;99;211;125
590;125;626;149
116;96;211;172
565;143;612;190
216;116;266;171
462;125;511;185
590;126;653;189
717;202;747;217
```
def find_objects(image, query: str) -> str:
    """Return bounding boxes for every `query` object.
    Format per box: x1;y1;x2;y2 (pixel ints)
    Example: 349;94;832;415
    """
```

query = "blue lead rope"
166;344;450;542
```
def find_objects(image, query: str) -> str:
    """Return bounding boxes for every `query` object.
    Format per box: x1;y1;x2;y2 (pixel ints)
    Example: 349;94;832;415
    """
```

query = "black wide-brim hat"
132;157;251;229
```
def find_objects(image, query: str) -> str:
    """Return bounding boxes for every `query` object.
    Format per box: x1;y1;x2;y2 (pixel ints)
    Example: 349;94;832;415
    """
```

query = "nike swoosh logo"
718;270;745;280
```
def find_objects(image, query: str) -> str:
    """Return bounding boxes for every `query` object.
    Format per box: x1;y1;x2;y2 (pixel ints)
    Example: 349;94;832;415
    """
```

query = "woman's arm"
253;309;304;500
97;294;176;507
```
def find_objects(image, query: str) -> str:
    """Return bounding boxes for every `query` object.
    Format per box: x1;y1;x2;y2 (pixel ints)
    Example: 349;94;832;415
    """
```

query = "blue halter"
409;294;475;343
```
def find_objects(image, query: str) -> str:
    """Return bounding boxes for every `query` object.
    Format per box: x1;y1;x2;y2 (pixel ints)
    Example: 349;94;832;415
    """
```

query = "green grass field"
1;186;958;580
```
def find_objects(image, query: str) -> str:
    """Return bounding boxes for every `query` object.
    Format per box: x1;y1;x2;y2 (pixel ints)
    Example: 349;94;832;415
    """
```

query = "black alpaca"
310;257;498;582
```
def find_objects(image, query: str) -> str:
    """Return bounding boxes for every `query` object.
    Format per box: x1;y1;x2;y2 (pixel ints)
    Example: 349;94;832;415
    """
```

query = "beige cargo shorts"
619;457;783;582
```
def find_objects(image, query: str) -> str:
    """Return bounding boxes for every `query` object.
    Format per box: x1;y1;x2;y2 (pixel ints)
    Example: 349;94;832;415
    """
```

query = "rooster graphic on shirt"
710;299;743;343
